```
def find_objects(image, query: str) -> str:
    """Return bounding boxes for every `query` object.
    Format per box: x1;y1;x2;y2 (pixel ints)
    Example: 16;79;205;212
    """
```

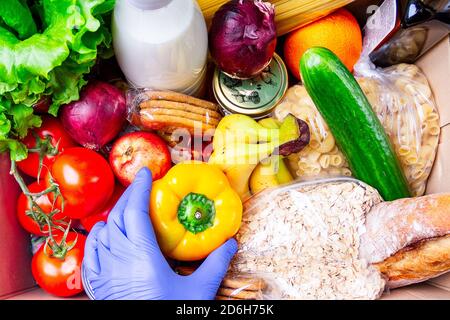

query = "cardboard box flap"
426;120;450;194
383;282;450;300
417;36;450;128
0;154;35;299
428;273;450;291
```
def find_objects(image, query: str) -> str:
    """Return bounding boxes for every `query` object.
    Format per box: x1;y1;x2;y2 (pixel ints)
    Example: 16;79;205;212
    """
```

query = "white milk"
112;0;208;95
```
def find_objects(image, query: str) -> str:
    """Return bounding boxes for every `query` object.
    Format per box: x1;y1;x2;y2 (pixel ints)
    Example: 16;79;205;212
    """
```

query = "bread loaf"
361;194;450;288
375;235;450;288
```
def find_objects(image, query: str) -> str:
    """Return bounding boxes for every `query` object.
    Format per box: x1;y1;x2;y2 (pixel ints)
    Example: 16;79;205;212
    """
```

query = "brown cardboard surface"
6;287;88;300
426;126;450;194
387;35;450;299
417;36;450;128
1;0;449;302
0;154;35;298
419;36;450;195
382;282;450;300
429;273;450;291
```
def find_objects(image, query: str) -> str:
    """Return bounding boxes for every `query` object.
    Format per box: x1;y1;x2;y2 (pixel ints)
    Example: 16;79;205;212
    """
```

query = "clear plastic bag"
126;88;222;137
126;88;221;163
355;61;440;196
228;178;386;300
173;265;277;300
274;62;440;196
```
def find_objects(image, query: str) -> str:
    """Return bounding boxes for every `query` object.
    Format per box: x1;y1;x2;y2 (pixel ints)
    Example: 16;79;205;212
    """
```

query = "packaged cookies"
127;89;222;136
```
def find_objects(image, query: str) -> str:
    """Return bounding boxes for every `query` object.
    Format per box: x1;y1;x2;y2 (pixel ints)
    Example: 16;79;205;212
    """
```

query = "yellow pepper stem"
177;193;216;234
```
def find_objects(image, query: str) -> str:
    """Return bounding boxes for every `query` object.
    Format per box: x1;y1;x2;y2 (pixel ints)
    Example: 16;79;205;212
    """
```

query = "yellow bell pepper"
150;162;242;261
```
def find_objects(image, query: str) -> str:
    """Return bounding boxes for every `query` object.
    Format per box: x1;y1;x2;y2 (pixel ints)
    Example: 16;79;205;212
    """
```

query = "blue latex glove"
82;168;238;300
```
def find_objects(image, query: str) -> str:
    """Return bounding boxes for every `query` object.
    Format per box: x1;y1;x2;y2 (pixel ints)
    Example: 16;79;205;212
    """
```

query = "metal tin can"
212;53;288;119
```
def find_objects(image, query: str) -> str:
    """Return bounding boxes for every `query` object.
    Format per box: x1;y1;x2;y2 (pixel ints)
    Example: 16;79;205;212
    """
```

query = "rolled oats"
231;178;386;300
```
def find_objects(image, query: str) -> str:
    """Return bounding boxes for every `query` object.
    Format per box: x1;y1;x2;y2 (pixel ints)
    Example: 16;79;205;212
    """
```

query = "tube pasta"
319;155;330;169
405;155;419;165
306;150;321;162
309;139;320;150
342;168;352;177
357;63;439;196
315;134;335;154
398;145;411;157
411;169;425;180
331;155;343;167
274;85;351;179
304;164;321;175
274;64;439;195
426;112;439;122
429;125;440;136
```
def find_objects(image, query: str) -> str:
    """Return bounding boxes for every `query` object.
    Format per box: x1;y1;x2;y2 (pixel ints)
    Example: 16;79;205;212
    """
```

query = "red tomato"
109;131;171;187
16;181;68;236
32;232;86;297
80;184;125;232
17;116;76;178
46;147;115;219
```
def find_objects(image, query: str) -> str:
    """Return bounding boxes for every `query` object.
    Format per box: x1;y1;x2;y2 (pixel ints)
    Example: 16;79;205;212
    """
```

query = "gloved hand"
82;168;238;300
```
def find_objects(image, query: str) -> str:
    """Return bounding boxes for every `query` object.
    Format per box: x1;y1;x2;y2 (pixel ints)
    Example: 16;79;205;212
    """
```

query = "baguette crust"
361;194;450;288
375;235;450;288
360;193;450;264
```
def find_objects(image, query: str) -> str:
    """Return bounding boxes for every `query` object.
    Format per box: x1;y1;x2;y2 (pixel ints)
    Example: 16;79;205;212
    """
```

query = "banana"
209;114;304;200
249;155;294;195
249;118;295;195
212;114;280;148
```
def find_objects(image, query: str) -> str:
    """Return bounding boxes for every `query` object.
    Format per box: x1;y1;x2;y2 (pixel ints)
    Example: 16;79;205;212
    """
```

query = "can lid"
213;53;288;119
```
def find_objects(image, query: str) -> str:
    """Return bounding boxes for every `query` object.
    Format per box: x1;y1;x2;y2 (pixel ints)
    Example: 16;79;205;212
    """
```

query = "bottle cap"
213;53;288;119
129;0;172;10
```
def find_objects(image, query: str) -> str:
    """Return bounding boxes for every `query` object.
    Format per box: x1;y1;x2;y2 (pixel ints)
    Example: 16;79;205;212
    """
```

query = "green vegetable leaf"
0;113;11;137
10;104;42;138
0;0;37;40
0;0;115;160
0;137;28;161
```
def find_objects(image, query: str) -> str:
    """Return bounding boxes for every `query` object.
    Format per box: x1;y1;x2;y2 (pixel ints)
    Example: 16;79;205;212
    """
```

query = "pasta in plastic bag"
274;85;351;179
229;178;386;300
274;62;440;196
355;62;440;196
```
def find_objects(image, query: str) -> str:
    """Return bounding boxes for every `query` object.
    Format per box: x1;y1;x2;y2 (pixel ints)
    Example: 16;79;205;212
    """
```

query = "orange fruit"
284;9;362;80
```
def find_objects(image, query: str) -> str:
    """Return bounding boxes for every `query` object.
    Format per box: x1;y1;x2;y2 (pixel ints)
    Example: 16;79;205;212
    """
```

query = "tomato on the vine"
32;232;86;297
16;181;68;236
46;147;115;219
17;116;76;178
80;184;125;232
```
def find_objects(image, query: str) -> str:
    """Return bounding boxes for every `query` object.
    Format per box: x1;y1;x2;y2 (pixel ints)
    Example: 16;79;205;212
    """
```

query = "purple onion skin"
61;81;127;151
209;0;277;79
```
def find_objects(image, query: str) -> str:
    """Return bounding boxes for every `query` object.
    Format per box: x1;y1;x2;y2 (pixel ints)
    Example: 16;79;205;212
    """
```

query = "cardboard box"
0;154;35;299
1;1;449;300
417;37;450;195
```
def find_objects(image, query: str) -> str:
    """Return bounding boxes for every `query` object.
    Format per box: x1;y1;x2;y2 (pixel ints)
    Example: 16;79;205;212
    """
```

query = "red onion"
209;0;277;79
61;81;126;151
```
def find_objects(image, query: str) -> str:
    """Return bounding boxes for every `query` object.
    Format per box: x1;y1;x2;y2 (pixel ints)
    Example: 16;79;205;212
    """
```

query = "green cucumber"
300;47;411;201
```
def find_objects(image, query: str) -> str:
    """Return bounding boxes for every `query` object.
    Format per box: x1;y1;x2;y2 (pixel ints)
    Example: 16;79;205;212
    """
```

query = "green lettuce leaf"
0;0;115;161
0;0;37;40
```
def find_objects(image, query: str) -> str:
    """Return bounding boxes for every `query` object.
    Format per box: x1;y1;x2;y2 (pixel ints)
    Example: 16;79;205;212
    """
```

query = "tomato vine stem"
10;159;73;259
